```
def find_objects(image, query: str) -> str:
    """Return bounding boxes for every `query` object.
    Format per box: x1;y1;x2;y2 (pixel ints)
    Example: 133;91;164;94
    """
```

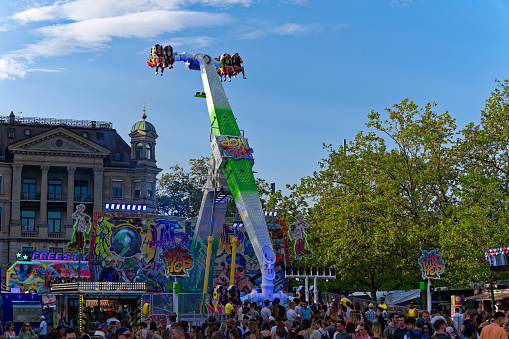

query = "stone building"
0;111;161;280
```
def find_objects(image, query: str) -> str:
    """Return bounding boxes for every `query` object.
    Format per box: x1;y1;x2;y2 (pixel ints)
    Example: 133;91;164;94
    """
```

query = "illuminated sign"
218;135;254;161
32;252;89;261
418;250;445;279
160;245;194;277
104;203;147;211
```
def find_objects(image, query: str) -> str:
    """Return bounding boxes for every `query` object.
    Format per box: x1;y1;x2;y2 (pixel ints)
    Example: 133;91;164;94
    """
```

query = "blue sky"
1;0;508;192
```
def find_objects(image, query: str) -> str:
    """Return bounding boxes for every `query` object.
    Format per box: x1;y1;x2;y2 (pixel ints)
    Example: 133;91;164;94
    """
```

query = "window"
82;132;89;138
0;176;2;193
114;153;121;161
134;181;141;198
22;247;34;258
8;128;14;138
48;211;62;233
97;132;104;140
147;181;154;198
48;179;62;200
50;247;63;253
112;180;122;197
135;143;143;158
24;129;31;136
75;180;88;201
146;144;152;159
21;210;36;232
22;178;36;199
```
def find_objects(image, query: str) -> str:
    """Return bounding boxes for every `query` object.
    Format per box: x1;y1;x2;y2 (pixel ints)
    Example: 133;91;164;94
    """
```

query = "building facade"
0;111;161;281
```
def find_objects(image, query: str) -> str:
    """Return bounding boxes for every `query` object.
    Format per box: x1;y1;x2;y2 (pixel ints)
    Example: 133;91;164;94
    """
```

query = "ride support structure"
172;53;284;303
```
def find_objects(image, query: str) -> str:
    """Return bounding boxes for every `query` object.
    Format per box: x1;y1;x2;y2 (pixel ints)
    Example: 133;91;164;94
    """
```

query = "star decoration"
23;254;28;260
16;252;21;258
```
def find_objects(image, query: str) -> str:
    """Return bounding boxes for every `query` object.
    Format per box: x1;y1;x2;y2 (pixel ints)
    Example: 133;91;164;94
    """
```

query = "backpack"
319;329;329;339
409;330;424;339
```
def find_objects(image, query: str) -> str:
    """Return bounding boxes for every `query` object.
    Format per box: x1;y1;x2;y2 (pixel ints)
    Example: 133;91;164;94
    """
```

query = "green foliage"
157;156;273;219
156;156;209;219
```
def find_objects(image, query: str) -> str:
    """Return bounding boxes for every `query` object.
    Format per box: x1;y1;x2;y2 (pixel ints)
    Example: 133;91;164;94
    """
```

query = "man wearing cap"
365;304;377;322
38;316;47;339
56;325;68;338
98;324;112;338
480;311;508;339
92;331;106;339
115;327;131;339
403;317;429;339
407;303;419;320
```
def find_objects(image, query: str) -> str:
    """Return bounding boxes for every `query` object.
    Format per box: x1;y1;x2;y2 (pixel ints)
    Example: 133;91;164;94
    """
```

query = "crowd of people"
6;297;509;339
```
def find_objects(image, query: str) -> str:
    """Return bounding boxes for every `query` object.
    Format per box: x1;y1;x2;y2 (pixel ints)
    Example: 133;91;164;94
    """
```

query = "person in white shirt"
261;300;272;321
107;311;120;325
38;316;47;339
287;303;299;322
430;310;446;325
451;308;464;334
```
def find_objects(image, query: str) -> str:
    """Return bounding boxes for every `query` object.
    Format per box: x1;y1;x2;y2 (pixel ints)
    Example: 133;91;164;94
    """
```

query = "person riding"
164;45;174;69
231;53;246;79
220;54;233;82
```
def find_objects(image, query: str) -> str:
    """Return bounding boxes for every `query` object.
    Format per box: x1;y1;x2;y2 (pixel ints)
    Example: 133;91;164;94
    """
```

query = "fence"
323;292;410;314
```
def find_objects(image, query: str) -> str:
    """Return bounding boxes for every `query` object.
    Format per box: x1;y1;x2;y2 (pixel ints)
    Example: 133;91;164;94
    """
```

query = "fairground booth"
5;206;292;327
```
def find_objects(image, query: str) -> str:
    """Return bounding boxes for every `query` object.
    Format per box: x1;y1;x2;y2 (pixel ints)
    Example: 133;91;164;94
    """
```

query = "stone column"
39;165;49;225
93;168;104;215
66;167;76;225
11;164;23;224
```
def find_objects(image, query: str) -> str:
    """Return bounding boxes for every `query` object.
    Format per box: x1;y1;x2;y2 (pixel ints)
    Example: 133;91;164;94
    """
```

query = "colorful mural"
212;219;290;293
288;215;313;260
7;261;91;293
89;213;195;293
68;204;92;252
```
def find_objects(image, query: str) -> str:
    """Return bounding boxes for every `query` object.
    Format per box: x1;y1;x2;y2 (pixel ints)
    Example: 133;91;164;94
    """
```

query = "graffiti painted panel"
288;215;313;260
90;213;194;293
419;250;445;279
7;261;90;293
212;219;290;294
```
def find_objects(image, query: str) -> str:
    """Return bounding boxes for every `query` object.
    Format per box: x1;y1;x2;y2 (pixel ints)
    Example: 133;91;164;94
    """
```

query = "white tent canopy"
351;289;421;305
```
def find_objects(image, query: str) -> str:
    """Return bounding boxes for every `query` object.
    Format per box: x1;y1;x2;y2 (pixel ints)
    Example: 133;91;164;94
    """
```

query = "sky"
1;0;509;193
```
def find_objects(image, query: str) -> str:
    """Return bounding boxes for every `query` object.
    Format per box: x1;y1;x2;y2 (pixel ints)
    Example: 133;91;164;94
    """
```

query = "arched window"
146;143;152;159
135;143;143;159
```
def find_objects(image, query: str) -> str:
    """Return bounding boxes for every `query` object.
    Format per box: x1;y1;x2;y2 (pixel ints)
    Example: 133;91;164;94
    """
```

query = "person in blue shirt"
403;317;429;339
299;301;313;320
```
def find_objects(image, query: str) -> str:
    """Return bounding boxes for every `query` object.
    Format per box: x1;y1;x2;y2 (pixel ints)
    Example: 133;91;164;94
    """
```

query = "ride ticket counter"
50;282;146;330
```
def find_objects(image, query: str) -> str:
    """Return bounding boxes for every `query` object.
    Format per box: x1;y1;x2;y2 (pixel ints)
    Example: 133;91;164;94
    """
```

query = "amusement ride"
147;45;286;304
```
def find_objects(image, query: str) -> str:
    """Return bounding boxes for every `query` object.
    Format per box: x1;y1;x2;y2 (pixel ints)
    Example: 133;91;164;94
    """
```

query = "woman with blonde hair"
17;322;35;339
371;323;382;339
248;320;262;339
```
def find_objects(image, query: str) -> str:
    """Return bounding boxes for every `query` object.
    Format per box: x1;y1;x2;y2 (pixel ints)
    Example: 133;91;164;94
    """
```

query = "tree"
440;79;509;287
156;157;209;218
157;156;273;219
296;99;458;299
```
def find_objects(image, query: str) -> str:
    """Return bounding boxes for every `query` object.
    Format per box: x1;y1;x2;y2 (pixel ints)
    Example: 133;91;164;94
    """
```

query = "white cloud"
1;0;235;80
334;23;348;30
273;23;320;35
390;0;412;6
239;21;320;39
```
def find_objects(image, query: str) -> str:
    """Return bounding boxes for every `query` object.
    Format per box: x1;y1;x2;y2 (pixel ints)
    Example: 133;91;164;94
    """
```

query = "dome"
131;112;157;133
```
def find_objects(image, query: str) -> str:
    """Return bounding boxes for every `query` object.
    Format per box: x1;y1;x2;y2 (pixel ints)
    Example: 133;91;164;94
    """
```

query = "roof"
465;290;509;301
131;113;156;133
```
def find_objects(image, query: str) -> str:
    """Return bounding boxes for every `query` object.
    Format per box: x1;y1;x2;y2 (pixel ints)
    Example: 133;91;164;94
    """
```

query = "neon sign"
418;250;445;279
160;245;194;277
32;252;89;261
218;135;254;161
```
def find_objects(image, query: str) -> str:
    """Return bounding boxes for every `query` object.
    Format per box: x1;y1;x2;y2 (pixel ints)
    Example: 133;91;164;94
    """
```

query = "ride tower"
151;51;284;302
